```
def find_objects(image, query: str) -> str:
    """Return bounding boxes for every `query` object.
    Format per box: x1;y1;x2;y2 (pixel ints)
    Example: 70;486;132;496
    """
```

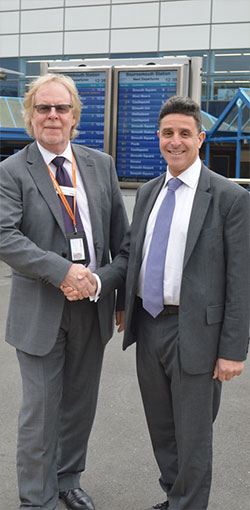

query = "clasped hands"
60;263;97;301
60;264;125;332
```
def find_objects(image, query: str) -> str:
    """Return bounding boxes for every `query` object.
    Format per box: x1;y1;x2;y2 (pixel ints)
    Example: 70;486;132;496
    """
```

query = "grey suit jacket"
98;164;250;374
0;141;128;356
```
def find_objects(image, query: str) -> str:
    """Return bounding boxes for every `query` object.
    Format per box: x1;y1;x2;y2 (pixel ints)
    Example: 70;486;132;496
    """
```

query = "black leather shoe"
153;501;169;509
59;488;95;510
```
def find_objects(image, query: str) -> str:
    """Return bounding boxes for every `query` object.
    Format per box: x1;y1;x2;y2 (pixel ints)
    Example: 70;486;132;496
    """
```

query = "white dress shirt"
137;158;201;305
37;141;97;273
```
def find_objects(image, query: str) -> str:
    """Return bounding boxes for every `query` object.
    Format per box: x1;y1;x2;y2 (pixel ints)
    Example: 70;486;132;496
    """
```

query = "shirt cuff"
89;273;101;302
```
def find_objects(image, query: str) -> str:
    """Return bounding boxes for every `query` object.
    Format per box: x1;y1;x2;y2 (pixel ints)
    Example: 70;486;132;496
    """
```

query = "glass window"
0;57;19;96
0;79;18;97
207;50;250;102
214;51;250;73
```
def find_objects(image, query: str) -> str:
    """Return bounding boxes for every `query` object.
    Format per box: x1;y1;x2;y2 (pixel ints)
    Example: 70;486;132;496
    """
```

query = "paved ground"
0;260;249;510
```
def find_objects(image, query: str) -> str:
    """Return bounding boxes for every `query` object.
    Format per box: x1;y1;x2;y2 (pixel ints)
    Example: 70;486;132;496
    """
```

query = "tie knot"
168;178;182;192
52;156;65;169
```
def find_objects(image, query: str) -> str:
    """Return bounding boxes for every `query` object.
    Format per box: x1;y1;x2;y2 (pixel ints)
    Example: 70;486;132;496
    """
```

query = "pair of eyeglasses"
34;104;73;114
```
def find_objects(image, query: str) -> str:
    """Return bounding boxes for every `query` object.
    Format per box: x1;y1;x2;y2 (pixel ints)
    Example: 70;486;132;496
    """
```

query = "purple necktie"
52;156;84;233
143;177;183;318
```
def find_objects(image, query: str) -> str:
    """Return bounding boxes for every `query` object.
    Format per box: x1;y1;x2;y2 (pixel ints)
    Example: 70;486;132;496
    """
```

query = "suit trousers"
136;305;222;510
16;299;104;510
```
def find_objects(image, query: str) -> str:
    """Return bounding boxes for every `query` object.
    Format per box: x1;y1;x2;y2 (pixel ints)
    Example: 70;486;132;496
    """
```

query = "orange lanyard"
47;151;78;232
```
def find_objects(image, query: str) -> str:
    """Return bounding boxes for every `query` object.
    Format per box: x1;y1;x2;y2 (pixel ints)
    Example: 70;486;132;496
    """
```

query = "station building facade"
0;0;249;177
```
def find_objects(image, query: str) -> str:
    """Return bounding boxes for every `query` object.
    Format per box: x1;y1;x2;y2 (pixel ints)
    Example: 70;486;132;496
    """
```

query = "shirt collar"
36;141;72;166
164;157;202;189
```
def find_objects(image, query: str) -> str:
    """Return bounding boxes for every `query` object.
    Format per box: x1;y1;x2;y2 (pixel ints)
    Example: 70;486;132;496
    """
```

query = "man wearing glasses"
0;74;128;510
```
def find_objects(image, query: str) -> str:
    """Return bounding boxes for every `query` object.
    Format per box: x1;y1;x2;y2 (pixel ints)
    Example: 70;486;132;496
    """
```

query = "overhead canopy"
201;110;231;132
201;110;218;132
204;88;250;178
206;88;250;140
0;96;31;141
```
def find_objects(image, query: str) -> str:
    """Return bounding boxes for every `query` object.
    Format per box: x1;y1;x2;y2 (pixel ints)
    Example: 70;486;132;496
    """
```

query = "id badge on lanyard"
47;152;90;267
67;231;90;266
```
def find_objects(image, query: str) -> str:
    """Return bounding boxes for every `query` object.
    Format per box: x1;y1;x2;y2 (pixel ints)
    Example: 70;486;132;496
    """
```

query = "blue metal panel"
0;127;31;141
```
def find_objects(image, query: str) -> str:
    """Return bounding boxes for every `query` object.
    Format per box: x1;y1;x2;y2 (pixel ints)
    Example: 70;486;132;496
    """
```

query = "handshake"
60;263;125;332
60;263;97;301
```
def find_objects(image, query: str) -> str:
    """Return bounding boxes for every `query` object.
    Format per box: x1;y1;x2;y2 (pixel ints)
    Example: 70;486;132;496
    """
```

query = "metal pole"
190;57;203;106
235;98;243;179
205;140;210;167
40;62;49;76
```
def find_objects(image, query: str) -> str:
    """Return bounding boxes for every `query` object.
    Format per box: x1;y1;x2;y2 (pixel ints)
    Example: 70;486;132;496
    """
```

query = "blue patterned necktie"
143;177;183;318
52;156;84;233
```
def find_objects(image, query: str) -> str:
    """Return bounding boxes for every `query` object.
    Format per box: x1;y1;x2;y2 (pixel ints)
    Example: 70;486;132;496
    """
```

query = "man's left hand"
213;358;244;382
116;310;125;333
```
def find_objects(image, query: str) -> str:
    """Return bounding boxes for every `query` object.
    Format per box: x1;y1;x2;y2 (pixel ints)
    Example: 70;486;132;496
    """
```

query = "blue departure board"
114;69;179;181
61;70;109;152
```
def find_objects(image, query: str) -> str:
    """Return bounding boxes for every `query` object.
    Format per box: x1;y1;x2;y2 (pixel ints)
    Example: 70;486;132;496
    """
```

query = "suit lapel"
183;165;212;269
26;142;66;236
72;145;103;266
135;174;165;258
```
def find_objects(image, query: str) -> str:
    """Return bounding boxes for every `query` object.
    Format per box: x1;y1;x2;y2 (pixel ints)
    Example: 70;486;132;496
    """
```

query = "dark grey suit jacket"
0;141;128;356
98;164;250;374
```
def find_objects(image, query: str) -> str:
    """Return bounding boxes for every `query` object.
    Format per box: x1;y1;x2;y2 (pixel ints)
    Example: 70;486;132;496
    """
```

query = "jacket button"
62;252;67;258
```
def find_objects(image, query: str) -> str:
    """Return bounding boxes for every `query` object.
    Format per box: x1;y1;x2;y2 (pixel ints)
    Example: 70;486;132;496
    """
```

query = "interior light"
214;53;242;57
26;59;57;63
